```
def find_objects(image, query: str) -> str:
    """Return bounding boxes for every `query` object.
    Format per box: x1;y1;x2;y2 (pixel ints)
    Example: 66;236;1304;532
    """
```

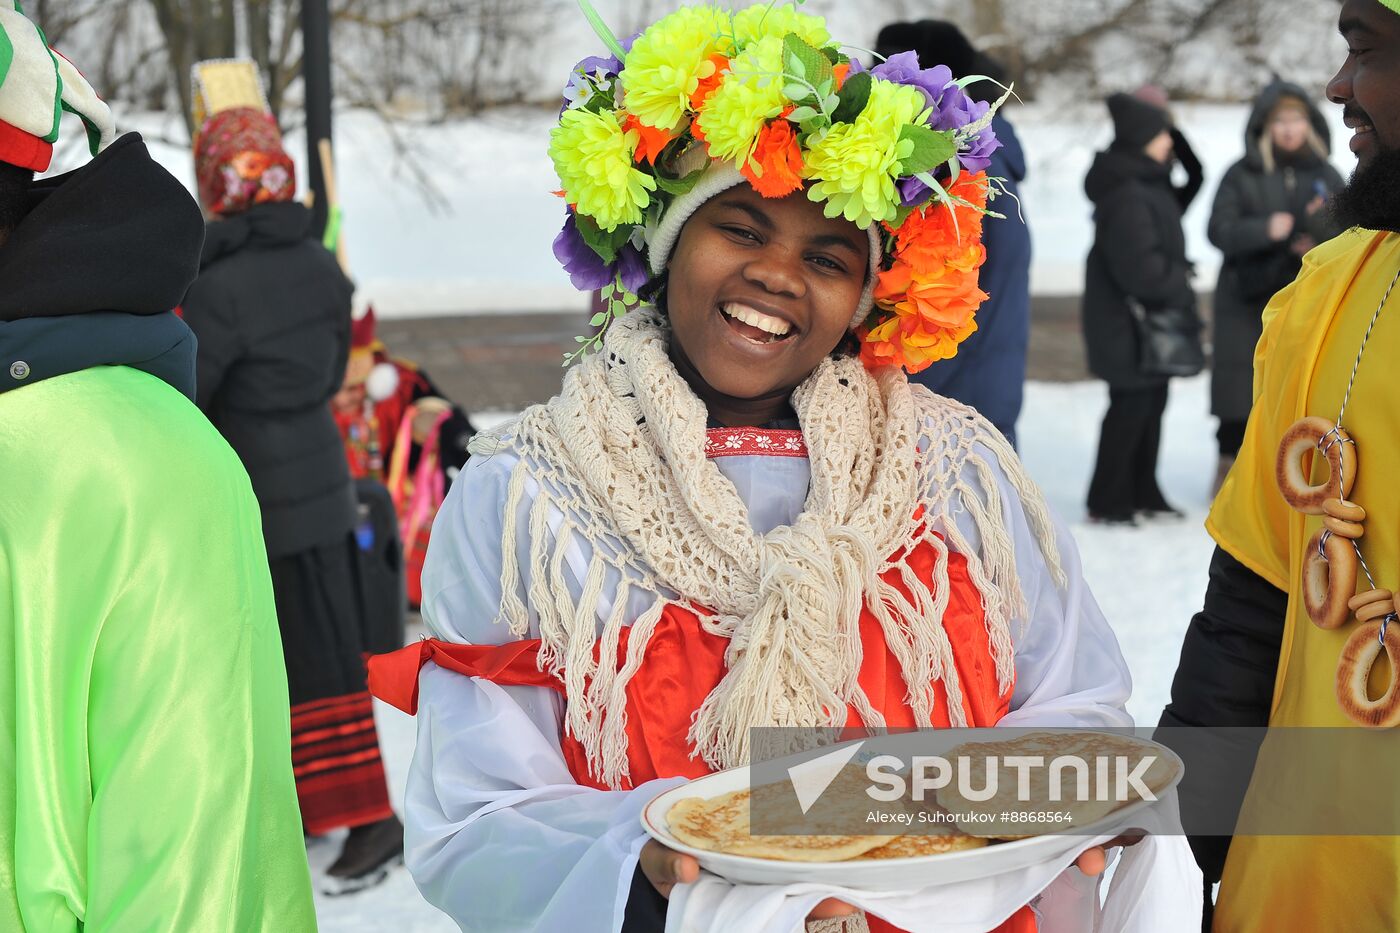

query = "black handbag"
1127;297;1205;377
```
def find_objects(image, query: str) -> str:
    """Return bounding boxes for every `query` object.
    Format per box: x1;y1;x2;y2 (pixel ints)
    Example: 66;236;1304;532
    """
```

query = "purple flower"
859;51;1003;155
560;36;637;111
553;213;614;290
859;51;1005;193
868;53;954;112
929;85;980;131
897;175;934;208
617;241;649;294
958;123;1002;175
552;212;649;293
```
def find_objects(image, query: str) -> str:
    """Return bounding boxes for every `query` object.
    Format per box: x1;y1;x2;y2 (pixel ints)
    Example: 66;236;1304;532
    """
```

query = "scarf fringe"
472;313;1063;788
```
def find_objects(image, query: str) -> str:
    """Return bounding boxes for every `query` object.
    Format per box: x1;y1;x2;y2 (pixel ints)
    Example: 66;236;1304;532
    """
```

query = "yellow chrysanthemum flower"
621;5;731;131
804;79;929;227
549;109;657;231
731;3;830;50
694;35;787;165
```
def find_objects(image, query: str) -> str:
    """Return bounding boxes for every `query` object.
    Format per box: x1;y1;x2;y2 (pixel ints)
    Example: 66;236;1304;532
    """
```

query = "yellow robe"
1208;229;1400;930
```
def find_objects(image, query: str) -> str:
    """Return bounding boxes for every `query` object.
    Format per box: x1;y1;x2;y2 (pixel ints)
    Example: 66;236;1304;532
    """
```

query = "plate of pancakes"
641;731;1183;891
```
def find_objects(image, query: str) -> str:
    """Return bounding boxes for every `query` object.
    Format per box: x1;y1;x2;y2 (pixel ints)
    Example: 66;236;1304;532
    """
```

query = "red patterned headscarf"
193;107;296;216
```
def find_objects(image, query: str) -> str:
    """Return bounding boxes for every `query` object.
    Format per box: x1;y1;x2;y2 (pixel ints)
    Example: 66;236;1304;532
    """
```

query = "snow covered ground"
313;374;1217;929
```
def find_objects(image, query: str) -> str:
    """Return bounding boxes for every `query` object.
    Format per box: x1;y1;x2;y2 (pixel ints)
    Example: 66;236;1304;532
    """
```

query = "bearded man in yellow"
1159;0;1400;929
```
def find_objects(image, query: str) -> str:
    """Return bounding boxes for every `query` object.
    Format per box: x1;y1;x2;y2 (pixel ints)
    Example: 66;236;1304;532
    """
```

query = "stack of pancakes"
666;765;987;863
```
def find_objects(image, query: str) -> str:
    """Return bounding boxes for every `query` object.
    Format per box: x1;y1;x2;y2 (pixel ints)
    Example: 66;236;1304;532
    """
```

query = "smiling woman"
365;3;1197;932
664;184;871;424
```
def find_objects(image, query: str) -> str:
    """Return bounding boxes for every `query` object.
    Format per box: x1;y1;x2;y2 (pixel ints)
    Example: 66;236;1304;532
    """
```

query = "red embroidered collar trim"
705;428;808;459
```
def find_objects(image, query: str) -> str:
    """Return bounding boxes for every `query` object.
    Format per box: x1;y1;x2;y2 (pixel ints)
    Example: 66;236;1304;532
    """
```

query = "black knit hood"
0;133;204;398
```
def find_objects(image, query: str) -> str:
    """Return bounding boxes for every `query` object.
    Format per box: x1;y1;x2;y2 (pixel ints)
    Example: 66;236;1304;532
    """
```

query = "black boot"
324;815;404;895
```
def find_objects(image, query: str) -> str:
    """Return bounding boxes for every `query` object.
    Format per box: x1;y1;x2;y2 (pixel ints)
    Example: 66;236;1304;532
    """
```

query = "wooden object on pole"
301;0;333;239
318;138;351;275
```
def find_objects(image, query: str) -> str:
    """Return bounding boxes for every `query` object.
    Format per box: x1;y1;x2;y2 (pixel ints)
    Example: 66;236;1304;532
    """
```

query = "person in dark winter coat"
1133;84;1206;214
179;87;403;890
874;20;1031;447
1082;93;1204;525
1207;82;1345;487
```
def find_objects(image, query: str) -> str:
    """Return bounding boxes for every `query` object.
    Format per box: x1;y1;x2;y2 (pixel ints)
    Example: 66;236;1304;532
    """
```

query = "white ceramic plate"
640;734;1183;891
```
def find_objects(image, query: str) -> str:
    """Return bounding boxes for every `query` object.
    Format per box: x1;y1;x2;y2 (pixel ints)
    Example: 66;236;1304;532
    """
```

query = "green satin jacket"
0;366;316;931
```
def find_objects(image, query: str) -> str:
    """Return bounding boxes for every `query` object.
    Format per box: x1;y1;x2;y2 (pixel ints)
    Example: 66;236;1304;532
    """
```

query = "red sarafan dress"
370;427;1117;933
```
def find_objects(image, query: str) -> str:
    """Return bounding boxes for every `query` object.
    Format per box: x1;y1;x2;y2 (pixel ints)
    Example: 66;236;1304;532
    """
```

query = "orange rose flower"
864;244;988;372
622;113;675;165
887;172;990;267
741;116;805;198
832;63;850;89
689;54;731;110
857;173;994;372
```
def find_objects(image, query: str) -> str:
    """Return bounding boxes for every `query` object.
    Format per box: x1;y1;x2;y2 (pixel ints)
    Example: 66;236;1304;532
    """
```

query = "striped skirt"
270;534;394;835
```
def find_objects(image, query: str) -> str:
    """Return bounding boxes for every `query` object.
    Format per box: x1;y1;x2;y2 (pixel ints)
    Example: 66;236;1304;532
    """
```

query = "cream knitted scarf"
471;309;1062;789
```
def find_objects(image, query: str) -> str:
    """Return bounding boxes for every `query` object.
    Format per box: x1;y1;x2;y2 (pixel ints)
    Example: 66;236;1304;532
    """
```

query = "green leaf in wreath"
653;166;706;196
573;212;633;264
783;34;832;94
783;81;812;102
784;49;807;81
830;70;871;124
897;124;957;177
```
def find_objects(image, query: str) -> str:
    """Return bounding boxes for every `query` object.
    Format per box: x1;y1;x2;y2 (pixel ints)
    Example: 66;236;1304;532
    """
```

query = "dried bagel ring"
1324;515;1366;539
1323;498;1366;523
1336;619;1400;729
1276;417;1357;514
1349;588;1394;614
1357;598;1396;623
1302;530;1358;630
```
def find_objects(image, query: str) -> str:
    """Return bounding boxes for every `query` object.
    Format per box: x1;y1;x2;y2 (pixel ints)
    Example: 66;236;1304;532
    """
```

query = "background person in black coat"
873;20;1033;448
180;98;403;890
1207;81;1345;489
1082;93;1204;525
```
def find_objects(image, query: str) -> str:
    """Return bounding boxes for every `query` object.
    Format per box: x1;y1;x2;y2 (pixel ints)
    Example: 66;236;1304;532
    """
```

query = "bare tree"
31;0;1343;129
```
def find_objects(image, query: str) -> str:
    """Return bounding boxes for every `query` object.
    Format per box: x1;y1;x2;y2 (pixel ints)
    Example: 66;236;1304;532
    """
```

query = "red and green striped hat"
0;1;115;172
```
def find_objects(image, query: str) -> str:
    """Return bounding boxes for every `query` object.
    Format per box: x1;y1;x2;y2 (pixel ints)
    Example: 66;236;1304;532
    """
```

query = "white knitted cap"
644;162;882;328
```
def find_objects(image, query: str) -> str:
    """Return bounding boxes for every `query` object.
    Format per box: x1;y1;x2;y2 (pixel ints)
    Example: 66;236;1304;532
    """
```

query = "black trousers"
1087;383;1170;517
1217;418;1247;458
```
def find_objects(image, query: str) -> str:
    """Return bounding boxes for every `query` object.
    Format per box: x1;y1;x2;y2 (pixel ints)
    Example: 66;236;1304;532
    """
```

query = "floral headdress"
190;60;296;216
550;1;1007;373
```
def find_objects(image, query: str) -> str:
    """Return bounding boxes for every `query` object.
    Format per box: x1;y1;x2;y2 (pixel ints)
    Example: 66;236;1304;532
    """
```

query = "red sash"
371;536;1036;932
